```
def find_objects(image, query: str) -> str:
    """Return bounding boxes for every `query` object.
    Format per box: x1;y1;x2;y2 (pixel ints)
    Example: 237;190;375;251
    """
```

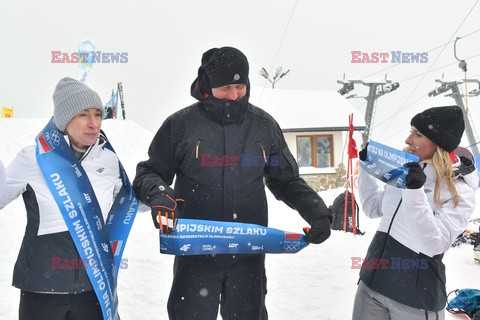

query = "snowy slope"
0;118;478;320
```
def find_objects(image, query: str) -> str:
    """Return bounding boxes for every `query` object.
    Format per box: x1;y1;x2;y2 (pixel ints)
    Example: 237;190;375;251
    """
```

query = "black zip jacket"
133;95;330;234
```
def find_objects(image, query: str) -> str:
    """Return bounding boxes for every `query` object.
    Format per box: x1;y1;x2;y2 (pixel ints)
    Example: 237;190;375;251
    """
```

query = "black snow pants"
19;290;103;320
167;255;268;320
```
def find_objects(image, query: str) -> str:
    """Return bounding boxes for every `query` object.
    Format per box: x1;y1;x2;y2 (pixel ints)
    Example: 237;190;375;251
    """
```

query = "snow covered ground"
0;118;478;319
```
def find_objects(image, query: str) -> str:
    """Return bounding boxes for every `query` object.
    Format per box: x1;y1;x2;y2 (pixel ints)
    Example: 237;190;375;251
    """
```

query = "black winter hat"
191;47;249;97
410;105;465;152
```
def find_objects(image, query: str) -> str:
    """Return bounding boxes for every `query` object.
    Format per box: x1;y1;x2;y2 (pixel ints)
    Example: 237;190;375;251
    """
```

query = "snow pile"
0;118;478;319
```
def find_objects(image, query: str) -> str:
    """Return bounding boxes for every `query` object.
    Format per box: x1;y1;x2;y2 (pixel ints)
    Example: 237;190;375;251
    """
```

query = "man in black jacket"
133;46;331;320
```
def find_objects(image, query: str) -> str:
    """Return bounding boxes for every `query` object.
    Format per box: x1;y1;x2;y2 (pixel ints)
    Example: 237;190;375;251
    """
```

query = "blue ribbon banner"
160;218;309;255
360;140;419;188
104;143;138;277
36;117;138;320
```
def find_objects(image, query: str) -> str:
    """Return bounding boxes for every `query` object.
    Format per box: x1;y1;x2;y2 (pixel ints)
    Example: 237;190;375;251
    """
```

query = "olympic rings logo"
49;130;61;146
284;244;300;252
44;130;61;147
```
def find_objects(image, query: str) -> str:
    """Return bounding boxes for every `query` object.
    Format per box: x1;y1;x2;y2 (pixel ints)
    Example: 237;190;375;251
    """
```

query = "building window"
296;135;333;168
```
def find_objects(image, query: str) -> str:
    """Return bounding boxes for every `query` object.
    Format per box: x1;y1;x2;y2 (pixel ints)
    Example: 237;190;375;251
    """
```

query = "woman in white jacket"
352;106;478;320
0;77;123;320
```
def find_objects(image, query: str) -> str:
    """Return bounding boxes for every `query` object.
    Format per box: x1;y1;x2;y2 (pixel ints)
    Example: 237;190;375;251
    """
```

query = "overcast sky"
1;0;479;149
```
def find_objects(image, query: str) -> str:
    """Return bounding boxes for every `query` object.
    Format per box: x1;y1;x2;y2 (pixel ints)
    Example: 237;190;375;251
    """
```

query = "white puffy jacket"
357;157;477;311
359;161;477;257
0;133;122;293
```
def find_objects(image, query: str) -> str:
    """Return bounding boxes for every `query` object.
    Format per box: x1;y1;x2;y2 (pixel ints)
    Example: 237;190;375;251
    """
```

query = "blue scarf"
36;117;138;320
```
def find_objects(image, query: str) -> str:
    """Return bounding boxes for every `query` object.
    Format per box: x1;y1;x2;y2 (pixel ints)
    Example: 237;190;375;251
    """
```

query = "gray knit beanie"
53;77;104;132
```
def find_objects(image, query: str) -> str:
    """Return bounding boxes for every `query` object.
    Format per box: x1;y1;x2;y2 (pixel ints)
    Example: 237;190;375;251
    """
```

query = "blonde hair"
421;147;459;207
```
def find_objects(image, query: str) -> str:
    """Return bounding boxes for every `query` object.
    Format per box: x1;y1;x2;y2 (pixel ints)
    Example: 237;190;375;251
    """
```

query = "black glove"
303;216;331;244
404;162;426;189
359;142;369;161
460;156;473;167
150;186;179;234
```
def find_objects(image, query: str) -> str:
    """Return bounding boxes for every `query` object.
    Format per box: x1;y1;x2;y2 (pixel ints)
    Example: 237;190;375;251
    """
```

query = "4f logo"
180;244;191;252
101;242;109;253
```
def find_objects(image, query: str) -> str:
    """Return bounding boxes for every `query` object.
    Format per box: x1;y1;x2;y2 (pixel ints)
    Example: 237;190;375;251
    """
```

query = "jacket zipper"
72;153;91;293
364;197;403;285
255;139;267;164
386;164;427;233
195;140;201;159
73;249;79;294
